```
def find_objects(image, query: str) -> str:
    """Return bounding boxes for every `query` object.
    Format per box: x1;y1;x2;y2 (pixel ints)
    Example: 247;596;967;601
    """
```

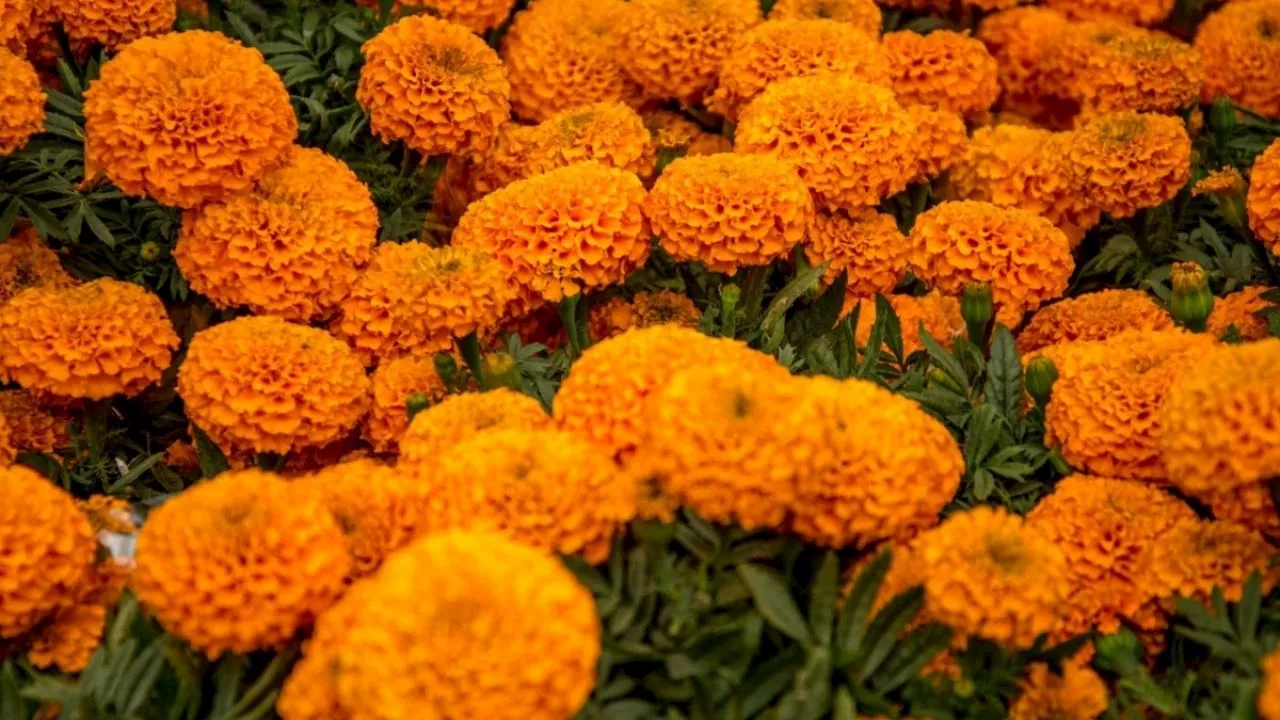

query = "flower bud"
1094;629;1143;670
405;391;432;423
140;241;162;261
1209;96;1237;136
1169;261;1214;332
1025;356;1059;406
961;282;994;345
482;351;523;392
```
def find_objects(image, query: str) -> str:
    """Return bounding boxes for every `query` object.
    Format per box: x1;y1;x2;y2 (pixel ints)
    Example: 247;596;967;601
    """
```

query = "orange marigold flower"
0;465;94;638
707;19;890;121
0;0;32;50
82;31;296;208
912;506;1070;647
1065;111;1191;218
791;376;963;548
423;428;637;563
804;208;910;315
1044;0;1173;26
277;531;599;720
0;415;13;465
525;101;653;179
979;7;1070;123
432;123;543;223
634;360;808;530
175;146;378;322
768;0;881;36
645;153;813;274
397;388;549;467
1142;518;1278;609
0;279;177;400
452;162;650;306
363;356;450;455
54;0;174;50
1197;0;1280;118
331;242;516;367
1010;662;1109;720
641;109;735;159
358;0;517;33
1208;285;1273;341
0;389;69;454
133;469;349;657
177;316;370;457
554;325;783;461
853;291;966;354
1262;650;1280;720
499;0;641;122
357;14;509;156
884;30;1000;119
906;104;968;182
615;0;762;106
588;291;702;342
1249;138;1280;252
1193;166;1247;197
908;201;1074;314
735;73;916;210
0;49;44;157
0;228;74;306
1016;289;1173;353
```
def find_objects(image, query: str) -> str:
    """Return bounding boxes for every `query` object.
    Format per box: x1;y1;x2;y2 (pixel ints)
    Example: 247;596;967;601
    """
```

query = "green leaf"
761;263;828;353
832;686;855;720
809;552;839;646
853;586;924;682
1237;573;1263;642
599;700;658;720
332;17;368;44
739;564;813;646
835;549;891;668
739;646;805;717
919;327;968;388
192;426;229;479
971;468;995;501
983;325;1023;427
855;294;889;380
793;649;833;720
869;622;952;692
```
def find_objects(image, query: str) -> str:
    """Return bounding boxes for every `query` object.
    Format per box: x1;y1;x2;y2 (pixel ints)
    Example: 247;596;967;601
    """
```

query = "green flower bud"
139;241;162;262
961;282;994;345
405;391;432;423
1094;629;1143;669
482;351;523;391
1210;96;1237;136
1025;356;1059;406
1169;261;1214;333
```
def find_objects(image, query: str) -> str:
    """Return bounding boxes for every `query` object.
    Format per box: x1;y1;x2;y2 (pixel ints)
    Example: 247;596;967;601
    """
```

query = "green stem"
557;296;585;360
739;266;770;327
1131;208;1153;258
457;332;487;390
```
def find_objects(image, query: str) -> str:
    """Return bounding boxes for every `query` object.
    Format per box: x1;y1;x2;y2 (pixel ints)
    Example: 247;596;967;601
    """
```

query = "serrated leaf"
853;586;924;682
192;426;229;479
870;622;952;692
809;552;839;646
1235;572;1262;641
835;549;890;668
855;295;889;380
983;325;1023;427
739;565;813;646
919;327;968;387
761;263;828;353
739;647;805;717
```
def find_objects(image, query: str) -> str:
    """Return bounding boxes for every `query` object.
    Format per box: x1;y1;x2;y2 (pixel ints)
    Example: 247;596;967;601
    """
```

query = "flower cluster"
398;388;550;467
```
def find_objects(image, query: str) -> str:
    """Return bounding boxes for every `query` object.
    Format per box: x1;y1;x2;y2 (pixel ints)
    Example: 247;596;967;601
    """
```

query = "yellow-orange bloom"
175;146;378;322
363;356;449;455
361;0;517;33
768;0;881;36
979;7;1070;122
1208;285;1273;341
735;73;916;210
588;291;702;342
803;208;910;314
908;201;1073;314
1249;138;1280;253
0;279;177;400
853;291;966;354
432;123;542;222
1261;650;1280;720
0;228;74;306
707;19;890;121
82;31;296;208
1197;0;1280;118
452;162;650;306
907;105;968;182
0;465;94;638
884;30;1000;119
0;0;32;50
1010;662;1108;720
1193;166;1247;198
524;101;653;179
331;242;517;367
133;469;349;657
1143;518;1278;609
277;531;599;720
645;153;813;274
357;14;509;156
615;0;761;105
0;49;44;157
1016;289;1173;353
1065;111;1191;218
54;0;174;50
1043;0;1172;26
0;390;68;454
0;415;13;465
642;110;730;161
177;316;370;457
397;388;549;467
791;376;963;548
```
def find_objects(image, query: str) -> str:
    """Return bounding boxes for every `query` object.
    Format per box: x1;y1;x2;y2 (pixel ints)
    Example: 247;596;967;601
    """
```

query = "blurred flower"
0;0;32;51
853;291;966;354
1261;650;1280;720
1043;0;1173;25
1017;289;1173;353
0;389;69;454
54;0;174;50
641;110;730;162
978;7;1070;123
1249;138;1280;253
0;49;44;157
768;0;881;35
1196;0;1280;118
397;388;549;467
588;291;701;341
0;228;74;306
1065;111;1190;218
359;0;517;32
884;30;1000;119
1207;285;1273;341
1143;518;1278;609
363;356;450;455
1010;662;1108;720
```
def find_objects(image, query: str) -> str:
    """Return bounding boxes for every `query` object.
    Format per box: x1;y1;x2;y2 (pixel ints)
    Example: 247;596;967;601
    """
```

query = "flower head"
525;101;653;179
0;390;69;454
884;30;1000;119
0;0;33;50
642;110;730;160
1196;0;1280;118
1065;111;1191;218
0;49;44;157
397;388;549;467
767;0;881;36
133;469;348;657
332;243;517;367
906;105;968;182
735;73;916;210
1010;662;1109;720
1249;138;1280;252
367;0;517;32
803;209;910;314
55;0;174;50
1044;0;1174;26
175;147;378;322
363;356;450;455
1194;167;1247;198
83;31;297;208
277;531;599;720
432;123;543;222
0;279;177;400
1208;285;1273;341
0;228;74;306
978;7;1070;121
1044;23;1203;117
357;14;509;156
588;291;701;342
645;153;813;274
1143;518;1278;608
1016;289;1173;353
177;316;370;457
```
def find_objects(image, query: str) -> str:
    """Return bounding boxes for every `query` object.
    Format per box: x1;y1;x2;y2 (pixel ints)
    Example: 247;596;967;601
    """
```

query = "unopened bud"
1170;261;1214;332
1210;96;1237;136
1025;356;1059;406
1094;629;1143;670
405;391;431;423
928;367;965;395
139;241;161;261
482;351;523;391
961;282;994;345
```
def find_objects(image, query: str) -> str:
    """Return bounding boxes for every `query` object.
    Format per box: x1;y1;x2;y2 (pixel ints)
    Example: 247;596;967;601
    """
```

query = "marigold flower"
0;465;94;638
1065;111;1191;218
1010;662;1109;720
914;506;1070;647
525;101;653;179
277;531;599;720
884;30;1000;119
0;390;68;454
398;388;549;467
1193;166;1247;198
1043;0;1173;26
1197;0;1280;118
82;31;296;208
359;0;516;32
735;73;916;210
1261;651;1280;720
1142;518;1278;609
177;316;370;457
1249;138;1280;252
768;0;880;36
332;243;516;367
0;279;177;400
54;0;174;50
452;162;650;306
0;228;74;306
1208;285;1273;341
978;7;1070;123
431;123;539;224
646;153;813;274
0;49;44;157
791;376;963;548
908;201;1073;315
554;325;784;460
853;291;966;354
424;428;637;562
803;209;909;315
175;147;378;322
357;14;509;156
362;356;450;455
588;291;701;342
133;469;348;657
634;361;808;530
499;0;640;122
906;105;968;182
0;0;32;50
707;19;890;121
1016;289;1173;353
0;416;13;465
615;0;761;106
